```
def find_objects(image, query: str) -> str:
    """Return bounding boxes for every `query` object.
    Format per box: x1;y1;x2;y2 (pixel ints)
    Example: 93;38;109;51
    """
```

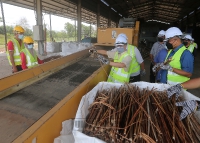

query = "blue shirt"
154;49;168;83
166;44;194;73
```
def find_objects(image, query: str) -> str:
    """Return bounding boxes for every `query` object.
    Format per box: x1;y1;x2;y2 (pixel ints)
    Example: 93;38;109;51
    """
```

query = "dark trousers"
150;63;155;83
129;74;141;82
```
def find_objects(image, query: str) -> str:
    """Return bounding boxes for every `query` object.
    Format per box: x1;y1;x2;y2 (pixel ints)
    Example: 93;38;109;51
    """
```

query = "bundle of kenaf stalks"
83;84;200;143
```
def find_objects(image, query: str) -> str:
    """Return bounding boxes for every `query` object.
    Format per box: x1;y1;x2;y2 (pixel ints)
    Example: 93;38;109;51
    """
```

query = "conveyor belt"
0;56;102;143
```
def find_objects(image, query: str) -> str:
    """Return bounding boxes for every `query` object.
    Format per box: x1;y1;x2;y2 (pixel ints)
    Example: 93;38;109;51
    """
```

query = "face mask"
183;41;188;46
158;37;164;42
18;34;24;40
27;44;33;49
166;42;173;49
117;47;125;53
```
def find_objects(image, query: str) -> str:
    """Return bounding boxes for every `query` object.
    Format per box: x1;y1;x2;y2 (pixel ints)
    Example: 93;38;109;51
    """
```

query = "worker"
191;38;198;60
182;35;195;53
166;78;200;120
159;27;194;86
89;35;132;83
111;33;146;82
20;36;43;70
149;30;166;83
6;25;25;73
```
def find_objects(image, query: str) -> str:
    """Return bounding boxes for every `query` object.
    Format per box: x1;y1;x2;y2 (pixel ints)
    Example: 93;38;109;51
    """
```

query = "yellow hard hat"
14;25;25;33
23;36;34;44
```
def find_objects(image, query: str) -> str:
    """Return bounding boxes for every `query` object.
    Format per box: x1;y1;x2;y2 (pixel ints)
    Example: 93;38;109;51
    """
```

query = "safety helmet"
23;36;34;44
118;33;128;40
157;30;165;37
14;25;25;33
165;27;182;39
115;35;127;46
182;35;193;41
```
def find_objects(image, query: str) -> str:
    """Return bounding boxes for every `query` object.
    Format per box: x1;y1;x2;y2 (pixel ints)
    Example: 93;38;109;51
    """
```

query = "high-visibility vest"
7;39;25;65
166;46;190;85
192;42;197;49
127;44;140;74
187;44;195;53
107;52;131;83
21;48;38;68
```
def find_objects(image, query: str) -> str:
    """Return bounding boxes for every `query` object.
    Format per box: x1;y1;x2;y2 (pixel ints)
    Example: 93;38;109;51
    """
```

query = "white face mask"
18;34;24;40
117;47;125;53
27;44;33;49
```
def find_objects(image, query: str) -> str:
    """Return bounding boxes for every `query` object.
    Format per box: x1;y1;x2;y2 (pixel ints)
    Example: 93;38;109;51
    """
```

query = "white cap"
158;30;165;37
115;35;127;46
165;27;182;39
118;33;128;40
182;35;193;40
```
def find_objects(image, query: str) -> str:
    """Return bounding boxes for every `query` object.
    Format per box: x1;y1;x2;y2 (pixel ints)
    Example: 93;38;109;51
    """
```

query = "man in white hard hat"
89;35;132;83
182;35;195;53
111;33;145;82
149;30;167;83
159;27;194;86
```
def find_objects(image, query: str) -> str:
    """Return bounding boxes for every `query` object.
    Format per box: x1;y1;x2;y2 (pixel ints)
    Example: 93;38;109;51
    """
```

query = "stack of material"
61;42;92;56
83;84;200;143
46;42;61;53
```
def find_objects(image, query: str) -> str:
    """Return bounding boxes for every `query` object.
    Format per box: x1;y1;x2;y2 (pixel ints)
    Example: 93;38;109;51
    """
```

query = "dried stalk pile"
83;84;200;143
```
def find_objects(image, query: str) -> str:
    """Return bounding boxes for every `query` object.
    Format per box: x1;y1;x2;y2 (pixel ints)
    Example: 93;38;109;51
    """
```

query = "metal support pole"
35;0;45;55
75;20;76;41
97;0;100;28
90;23;91;37
77;0;81;42
0;1;7;51
49;14;53;41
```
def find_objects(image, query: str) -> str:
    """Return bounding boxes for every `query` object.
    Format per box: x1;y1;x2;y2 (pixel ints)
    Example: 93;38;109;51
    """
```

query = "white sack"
73;81;200;142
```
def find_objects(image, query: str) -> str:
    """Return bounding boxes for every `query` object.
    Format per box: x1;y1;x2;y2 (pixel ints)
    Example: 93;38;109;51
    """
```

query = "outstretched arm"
181;78;200;89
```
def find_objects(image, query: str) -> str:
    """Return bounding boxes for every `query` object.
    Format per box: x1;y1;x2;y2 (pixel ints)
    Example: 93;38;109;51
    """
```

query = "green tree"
64;22;75;39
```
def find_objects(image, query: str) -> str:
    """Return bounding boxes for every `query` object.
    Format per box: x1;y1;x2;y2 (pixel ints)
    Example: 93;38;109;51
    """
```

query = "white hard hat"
118;33;128;40
158;30;165;37
115;35;127;46
165;27;182;39
182;35;193;40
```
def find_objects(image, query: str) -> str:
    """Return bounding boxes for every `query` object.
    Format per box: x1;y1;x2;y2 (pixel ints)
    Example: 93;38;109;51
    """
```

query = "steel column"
77;0;81;42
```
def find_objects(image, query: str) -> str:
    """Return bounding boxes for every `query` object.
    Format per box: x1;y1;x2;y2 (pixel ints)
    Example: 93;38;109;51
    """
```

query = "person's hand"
175;100;198;120
152;63;161;72
97;54;110;65
89;48;97;54
159;63;173;71
12;66;18;73
167;84;182;99
140;69;146;76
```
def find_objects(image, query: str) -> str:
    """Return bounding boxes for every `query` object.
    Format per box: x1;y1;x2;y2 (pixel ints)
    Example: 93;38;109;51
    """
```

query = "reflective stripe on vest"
107;52;130;83
22;48;38;68
166;46;190;85
6;39;25;65
187;44;195;53
127;44;140;74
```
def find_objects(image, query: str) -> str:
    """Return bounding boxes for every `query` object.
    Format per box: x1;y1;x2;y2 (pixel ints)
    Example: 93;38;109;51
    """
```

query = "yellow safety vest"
165;46;190;85
187;44;195;53
6;39;25;66
107;52;131;83
127;44;140;74
21;48;38;68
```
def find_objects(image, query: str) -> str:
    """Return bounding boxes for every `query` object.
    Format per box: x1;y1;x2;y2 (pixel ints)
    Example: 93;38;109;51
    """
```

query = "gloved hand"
167;84;182;99
89;48;97;54
97;54;110;65
140;69;146;76
176;100;198;120
159;63;173;71
152;63;161;72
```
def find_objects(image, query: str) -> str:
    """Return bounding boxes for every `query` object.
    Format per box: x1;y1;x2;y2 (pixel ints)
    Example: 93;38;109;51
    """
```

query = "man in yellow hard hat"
7;25;25;73
20;36;43;70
